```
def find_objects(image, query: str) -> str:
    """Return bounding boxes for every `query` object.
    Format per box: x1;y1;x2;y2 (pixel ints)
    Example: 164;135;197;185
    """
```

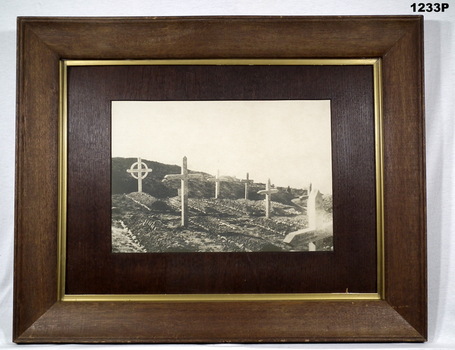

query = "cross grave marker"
241;172;254;200
257;179;279;218
307;188;324;230
208;170;237;199
163;156;203;227
126;157;152;193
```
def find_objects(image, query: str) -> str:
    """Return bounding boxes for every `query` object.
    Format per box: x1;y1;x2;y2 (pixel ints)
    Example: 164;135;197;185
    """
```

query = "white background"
0;0;453;349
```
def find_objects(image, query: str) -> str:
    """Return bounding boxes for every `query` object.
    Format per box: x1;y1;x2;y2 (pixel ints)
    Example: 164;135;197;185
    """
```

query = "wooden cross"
257;179;279;218
241;172;254;200
208;170;235;199
126;157;152;193
307;188;323;230
163;156;203;227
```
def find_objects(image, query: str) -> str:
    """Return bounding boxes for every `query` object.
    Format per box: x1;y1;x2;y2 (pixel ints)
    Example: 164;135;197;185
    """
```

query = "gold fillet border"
58;59;384;302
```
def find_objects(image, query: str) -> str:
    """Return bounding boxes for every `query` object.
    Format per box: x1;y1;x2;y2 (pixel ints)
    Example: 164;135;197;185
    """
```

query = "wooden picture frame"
14;16;426;343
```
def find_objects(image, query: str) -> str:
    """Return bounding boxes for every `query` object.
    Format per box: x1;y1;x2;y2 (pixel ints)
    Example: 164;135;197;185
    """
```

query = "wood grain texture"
65;64;377;295
14;16;426;343
18;16;417;59
14;21;60;339
381;18;427;338
15;300;424;343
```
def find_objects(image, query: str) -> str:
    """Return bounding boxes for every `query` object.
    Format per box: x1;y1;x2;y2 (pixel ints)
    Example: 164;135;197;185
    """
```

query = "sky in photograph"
112;100;332;194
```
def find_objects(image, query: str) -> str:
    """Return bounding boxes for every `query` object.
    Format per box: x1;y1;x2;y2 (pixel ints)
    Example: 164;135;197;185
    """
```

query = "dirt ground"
112;192;333;253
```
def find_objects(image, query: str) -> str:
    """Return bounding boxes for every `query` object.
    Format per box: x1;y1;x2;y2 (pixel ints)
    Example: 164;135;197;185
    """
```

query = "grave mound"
127;192;158;207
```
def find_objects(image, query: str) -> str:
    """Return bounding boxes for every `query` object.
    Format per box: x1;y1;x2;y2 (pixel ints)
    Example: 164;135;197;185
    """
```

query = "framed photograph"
14;16;426;343
111;99;334;254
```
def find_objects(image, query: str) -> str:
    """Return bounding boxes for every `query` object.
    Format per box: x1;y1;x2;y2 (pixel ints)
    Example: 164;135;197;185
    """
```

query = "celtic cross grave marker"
126;157;152;193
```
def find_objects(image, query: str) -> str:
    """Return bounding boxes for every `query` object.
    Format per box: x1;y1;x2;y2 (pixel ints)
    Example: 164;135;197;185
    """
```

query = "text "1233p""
411;3;449;12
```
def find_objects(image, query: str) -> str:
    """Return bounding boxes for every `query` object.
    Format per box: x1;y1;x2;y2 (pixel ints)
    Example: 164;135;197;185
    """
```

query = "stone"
308;242;316;251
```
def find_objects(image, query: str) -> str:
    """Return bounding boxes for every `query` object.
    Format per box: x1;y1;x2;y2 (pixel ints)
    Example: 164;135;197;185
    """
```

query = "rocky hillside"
112;157;306;206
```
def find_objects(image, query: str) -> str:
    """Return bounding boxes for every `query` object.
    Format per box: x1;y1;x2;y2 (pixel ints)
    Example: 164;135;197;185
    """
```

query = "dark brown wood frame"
14;16;426;343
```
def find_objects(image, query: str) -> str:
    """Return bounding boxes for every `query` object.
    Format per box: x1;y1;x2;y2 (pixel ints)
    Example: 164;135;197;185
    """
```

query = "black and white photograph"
111;100;333;253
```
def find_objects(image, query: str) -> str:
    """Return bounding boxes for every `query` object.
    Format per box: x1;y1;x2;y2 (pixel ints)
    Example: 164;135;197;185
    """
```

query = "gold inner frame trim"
62;293;381;302
58;58;384;302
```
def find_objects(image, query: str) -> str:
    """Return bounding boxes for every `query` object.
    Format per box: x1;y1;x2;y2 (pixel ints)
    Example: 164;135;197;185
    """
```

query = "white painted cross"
307;188;324;230
241;172;254;200
126;157;152;193
208;170;236;199
163;156;203;227
283;187;329;245
257;179;279;218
